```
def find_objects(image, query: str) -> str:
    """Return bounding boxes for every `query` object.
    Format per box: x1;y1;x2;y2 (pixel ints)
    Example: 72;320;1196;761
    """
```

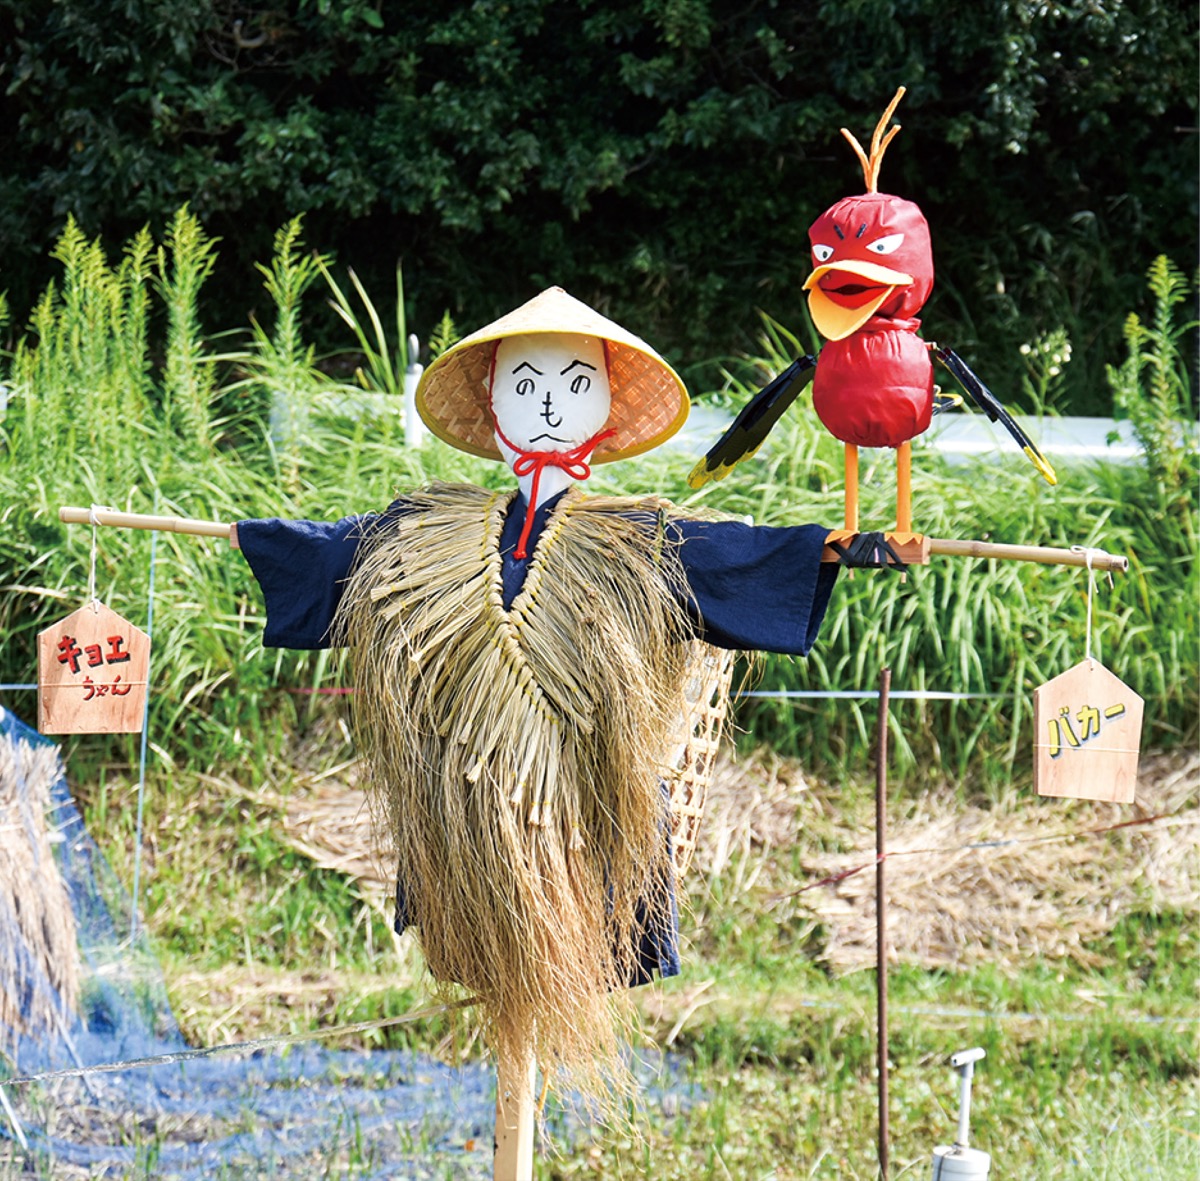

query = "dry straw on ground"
257;738;1198;977
698;745;1199;972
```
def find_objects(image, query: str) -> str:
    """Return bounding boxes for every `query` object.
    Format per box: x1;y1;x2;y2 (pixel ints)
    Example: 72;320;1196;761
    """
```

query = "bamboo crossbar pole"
59;506;234;542
927;537;1128;572
61;507;1130;572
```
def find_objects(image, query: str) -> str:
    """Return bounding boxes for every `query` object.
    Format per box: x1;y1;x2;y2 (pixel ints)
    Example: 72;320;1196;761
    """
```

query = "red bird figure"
690;88;1056;554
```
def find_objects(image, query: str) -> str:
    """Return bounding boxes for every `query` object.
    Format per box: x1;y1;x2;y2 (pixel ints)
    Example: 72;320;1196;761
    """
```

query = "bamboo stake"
494;1044;536;1180
59;507;235;544
822;532;1130;572
927;537;1128;572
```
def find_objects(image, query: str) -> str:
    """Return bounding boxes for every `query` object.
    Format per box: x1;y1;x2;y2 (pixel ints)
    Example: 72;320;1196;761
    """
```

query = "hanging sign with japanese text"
37;602;150;734
1033;659;1143;803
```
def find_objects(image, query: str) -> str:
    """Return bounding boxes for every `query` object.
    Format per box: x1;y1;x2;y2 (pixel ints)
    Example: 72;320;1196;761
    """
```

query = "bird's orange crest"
841;86;906;193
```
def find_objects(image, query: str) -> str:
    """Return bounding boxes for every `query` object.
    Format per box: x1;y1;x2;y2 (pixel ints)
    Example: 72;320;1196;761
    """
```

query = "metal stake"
876;667;891;1179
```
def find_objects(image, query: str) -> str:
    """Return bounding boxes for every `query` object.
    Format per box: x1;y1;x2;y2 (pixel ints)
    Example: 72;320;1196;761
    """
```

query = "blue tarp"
0;706;500;1179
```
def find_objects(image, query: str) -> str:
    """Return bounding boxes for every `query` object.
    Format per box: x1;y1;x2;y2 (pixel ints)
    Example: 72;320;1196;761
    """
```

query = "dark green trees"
1;1;1195;406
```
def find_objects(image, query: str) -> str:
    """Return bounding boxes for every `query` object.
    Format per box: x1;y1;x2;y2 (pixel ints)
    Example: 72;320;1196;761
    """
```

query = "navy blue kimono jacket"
239;489;837;983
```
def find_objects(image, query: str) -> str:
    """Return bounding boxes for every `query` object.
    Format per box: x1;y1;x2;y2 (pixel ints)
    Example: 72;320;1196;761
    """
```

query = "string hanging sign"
37;507;150;735
1032;548;1143;803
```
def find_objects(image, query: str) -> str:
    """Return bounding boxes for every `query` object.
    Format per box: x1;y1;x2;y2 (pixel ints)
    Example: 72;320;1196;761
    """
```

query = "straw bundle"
333;483;720;1091
258;649;732;920
0;730;80;1046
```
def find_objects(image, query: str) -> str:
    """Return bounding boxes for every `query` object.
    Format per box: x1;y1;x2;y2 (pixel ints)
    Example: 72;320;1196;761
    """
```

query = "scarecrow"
232;287;838;1096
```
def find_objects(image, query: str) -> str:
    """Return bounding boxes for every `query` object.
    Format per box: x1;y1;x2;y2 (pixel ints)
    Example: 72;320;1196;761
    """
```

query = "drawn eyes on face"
867;232;905;255
513;374;590;395
813;243;835;263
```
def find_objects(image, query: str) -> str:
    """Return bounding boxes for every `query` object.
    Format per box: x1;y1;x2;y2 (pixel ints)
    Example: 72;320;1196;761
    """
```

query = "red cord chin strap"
507;428;617;559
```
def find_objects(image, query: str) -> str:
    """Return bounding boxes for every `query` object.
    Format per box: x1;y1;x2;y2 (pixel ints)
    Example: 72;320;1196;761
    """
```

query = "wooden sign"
37;602;150;734
1033;659;1143;803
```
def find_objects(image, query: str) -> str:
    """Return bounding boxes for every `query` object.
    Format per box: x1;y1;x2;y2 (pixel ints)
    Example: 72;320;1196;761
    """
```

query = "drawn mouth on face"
529;432;570;445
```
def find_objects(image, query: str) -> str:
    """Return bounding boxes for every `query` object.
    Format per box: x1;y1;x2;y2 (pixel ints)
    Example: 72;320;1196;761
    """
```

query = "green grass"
1;223;1194;785
16;745;1190;1180
544;1058;1197;1180
0;219;1195;1178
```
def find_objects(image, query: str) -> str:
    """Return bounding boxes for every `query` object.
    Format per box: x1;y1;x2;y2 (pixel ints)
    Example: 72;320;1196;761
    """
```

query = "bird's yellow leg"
844;443;860;533
895;440;913;535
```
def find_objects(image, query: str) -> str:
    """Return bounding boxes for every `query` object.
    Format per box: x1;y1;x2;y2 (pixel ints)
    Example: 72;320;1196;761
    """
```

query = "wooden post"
494;1044;536;1180
876;667;891;1180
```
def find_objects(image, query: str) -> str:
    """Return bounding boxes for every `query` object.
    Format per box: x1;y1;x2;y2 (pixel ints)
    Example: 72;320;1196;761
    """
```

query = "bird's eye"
867;233;904;255
515;378;535;397
812;243;835;263
569;373;591;395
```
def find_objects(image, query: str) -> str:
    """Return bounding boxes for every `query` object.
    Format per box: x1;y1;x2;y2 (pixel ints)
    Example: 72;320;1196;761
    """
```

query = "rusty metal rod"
876;667;891;1180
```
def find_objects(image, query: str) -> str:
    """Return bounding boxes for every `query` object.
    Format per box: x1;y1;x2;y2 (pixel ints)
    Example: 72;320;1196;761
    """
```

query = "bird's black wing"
687;354;818;488
933;345;1057;485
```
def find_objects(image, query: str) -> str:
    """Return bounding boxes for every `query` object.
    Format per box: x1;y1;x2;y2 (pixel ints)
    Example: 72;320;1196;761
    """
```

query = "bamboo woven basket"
661;643;734;878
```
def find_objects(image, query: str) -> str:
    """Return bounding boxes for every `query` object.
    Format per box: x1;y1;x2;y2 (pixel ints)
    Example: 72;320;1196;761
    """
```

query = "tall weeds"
5;218;154;494
242;217;332;495
1106;256;1198;505
158;207;220;454
0;219;1194;791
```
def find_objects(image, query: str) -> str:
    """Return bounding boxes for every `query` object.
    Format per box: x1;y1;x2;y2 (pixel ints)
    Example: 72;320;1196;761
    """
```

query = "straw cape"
414;286;690;462
331;482;727;1088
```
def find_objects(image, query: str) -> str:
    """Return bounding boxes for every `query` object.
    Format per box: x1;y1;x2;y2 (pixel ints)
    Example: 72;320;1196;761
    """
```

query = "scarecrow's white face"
491;333;612;455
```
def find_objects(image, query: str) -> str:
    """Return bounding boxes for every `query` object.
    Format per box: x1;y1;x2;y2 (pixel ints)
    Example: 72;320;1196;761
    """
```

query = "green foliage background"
0;213;1194;789
0;0;1195;409
0;204;1194;1181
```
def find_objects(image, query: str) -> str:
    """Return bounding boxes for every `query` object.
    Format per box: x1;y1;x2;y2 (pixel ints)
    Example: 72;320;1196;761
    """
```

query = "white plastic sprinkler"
930;1047;991;1179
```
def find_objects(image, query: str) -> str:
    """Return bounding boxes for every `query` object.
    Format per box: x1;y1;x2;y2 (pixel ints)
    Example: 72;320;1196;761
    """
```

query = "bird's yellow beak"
804;259;914;341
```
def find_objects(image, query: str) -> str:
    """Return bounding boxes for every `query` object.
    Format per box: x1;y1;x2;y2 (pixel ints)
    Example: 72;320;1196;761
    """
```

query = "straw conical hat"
415;287;689;462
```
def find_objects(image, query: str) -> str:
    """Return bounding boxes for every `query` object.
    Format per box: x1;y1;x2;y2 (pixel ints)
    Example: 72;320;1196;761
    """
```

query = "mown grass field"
46;734;1197;1179
0;218;1195;1177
